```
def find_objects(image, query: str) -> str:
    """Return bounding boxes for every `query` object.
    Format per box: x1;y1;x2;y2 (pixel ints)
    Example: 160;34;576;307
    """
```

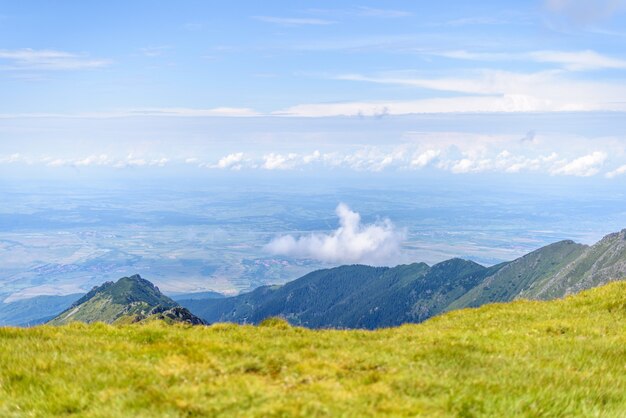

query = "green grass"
2;282;626;417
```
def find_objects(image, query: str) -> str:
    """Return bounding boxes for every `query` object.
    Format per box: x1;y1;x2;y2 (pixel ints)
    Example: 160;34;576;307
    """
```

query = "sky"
2;1;626;298
1;0;626;180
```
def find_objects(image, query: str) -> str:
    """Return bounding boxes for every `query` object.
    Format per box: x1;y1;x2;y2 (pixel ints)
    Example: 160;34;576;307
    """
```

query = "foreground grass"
1;283;626;417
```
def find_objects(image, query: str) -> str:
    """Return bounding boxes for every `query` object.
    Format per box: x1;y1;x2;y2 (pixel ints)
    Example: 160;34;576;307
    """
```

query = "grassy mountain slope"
180;264;392;327
520;229;626;299
1;281;625;416
448;240;587;310
48;275;203;325
188;229;626;329
183;260;507;329
0;294;83;327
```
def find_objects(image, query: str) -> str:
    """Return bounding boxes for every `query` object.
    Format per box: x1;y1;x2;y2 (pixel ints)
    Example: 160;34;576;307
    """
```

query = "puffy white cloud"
410;149;440;168
262;153;299;170
551;151;607;176
2;132;624;179
74;154;110;167
213;152;245;170
302;150;321;164
260;151;322;170
324;147;406;172
266;203;405;265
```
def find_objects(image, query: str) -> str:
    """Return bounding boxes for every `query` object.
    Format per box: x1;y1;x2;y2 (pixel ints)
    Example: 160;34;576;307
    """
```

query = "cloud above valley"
265;203;405;265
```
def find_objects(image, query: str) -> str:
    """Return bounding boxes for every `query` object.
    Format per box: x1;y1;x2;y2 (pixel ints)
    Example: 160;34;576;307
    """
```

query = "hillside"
179;259;505;328
48;275;204;325
520;228;626;299
1;281;625;416
186;230;626;328
447;239;587;310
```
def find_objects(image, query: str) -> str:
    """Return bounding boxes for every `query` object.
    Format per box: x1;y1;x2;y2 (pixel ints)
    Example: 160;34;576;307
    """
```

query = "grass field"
1;282;626;417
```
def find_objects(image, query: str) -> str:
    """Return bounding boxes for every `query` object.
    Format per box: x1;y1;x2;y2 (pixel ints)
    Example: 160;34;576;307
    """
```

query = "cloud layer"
2;130;626;178
265;203;404;265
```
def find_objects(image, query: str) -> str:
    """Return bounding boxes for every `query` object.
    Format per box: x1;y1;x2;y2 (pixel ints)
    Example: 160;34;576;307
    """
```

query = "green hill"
520;229;626;299
447;239;587;310
180;259;506;328
48;275;205;326
1;281;625;416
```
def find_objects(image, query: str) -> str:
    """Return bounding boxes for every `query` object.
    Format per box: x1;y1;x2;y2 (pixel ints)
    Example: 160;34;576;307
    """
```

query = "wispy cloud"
139;46;171;57
253;16;336;26
446;17;507;26
327;69;626;113
544;0;626;24
266;203;405;265
355;7;412;18
0;49;110;71
606;164;626;178
435;49;626;71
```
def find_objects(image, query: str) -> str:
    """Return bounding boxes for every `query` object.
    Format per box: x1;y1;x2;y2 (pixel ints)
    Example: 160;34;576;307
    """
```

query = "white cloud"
606;164;626;178
410;149;440;168
0;49;110;71
265;203;405;265
529;50;626;71
259;152;323;170
551;151;607;176
274;95;585;116
302;150;321;163
213;152;245;170
253;16;335;26
436;49;626;71
2;132;624;179
321;70;626;114
74;154;110;166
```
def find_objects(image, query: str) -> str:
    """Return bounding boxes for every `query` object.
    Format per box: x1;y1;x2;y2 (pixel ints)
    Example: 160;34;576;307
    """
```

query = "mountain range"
9;228;626;328
179;229;626;329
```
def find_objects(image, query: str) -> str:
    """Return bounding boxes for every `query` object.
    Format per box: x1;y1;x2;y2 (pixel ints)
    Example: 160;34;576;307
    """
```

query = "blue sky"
1;0;626;179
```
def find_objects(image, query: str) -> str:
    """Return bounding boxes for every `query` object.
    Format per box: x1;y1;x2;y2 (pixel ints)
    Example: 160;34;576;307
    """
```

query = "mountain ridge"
181;229;626;329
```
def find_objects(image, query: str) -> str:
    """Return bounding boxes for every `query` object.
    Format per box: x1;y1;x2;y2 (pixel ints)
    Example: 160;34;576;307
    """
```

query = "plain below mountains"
179;228;626;329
